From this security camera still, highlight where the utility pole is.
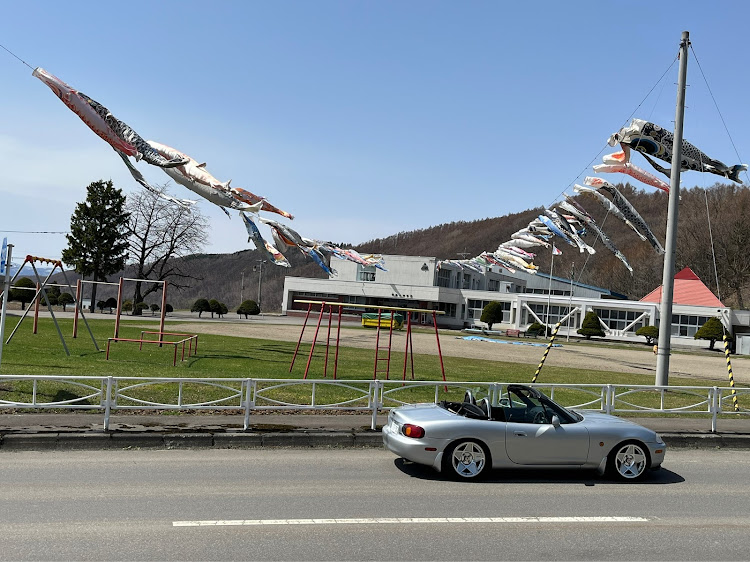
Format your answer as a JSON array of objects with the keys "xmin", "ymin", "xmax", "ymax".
[
  {"xmin": 567, "ymin": 263, "xmax": 574, "ymax": 342},
  {"xmin": 255, "ymin": 260, "xmax": 267, "ymax": 311},
  {"xmin": 656, "ymin": 30, "xmax": 690, "ymax": 387},
  {"xmin": 240, "ymin": 271, "xmax": 245, "ymax": 304},
  {"xmin": 0, "ymin": 242, "xmax": 13, "ymax": 369}
]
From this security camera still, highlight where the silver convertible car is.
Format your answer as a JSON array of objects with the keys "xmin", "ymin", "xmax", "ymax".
[{"xmin": 382, "ymin": 384, "xmax": 666, "ymax": 481}]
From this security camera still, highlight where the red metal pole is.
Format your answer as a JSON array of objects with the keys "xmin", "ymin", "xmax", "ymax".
[
  {"xmin": 386, "ymin": 311, "xmax": 394, "ymax": 380},
  {"xmin": 402, "ymin": 313, "xmax": 412, "ymax": 381},
  {"xmin": 73, "ymin": 279, "xmax": 81, "ymax": 339},
  {"xmin": 33, "ymin": 282, "xmax": 40, "ymax": 334},
  {"xmin": 106, "ymin": 339, "xmax": 111, "ymax": 360},
  {"xmin": 114, "ymin": 278, "xmax": 123, "ymax": 339},
  {"xmin": 159, "ymin": 281, "xmax": 167, "ymax": 344},
  {"xmin": 303, "ymin": 302, "xmax": 325, "ymax": 379},
  {"xmin": 409, "ymin": 317, "xmax": 415, "ymax": 380},
  {"xmin": 323, "ymin": 304, "xmax": 332, "ymax": 378},
  {"xmin": 374, "ymin": 308, "xmax": 382, "ymax": 379},
  {"xmin": 333, "ymin": 305, "xmax": 342, "ymax": 379},
  {"xmin": 433, "ymin": 312, "xmax": 447, "ymax": 386},
  {"xmin": 289, "ymin": 303, "xmax": 312, "ymax": 372}
]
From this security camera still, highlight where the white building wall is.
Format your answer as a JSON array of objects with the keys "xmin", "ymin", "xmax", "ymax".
[{"xmin": 282, "ymin": 254, "xmax": 743, "ymax": 347}]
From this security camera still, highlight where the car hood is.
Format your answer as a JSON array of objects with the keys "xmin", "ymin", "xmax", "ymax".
[
  {"xmin": 578, "ymin": 412, "xmax": 642, "ymax": 425},
  {"xmin": 577, "ymin": 412, "xmax": 658, "ymax": 434}
]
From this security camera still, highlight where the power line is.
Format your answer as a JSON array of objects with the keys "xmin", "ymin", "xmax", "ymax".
[{"xmin": 0, "ymin": 231, "xmax": 68, "ymax": 234}]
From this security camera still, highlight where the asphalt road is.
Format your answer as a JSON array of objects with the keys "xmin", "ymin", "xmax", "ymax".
[{"xmin": 1, "ymin": 448, "xmax": 749, "ymax": 561}]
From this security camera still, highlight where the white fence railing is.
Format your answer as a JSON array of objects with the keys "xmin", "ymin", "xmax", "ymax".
[{"xmin": 0, "ymin": 375, "xmax": 747, "ymax": 432}]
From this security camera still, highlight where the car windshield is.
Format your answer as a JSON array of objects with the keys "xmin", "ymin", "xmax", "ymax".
[{"xmin": 504, "ymin": 386, "xmax": 582, "ymax": 424}]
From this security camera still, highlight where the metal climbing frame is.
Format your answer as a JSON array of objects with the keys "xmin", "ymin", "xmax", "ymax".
[
  {"xmin": 289, "ymin": 300, "xmax": 446, "ymax": 383},
  {"xmin": 1, "ymin": 255, "xmax": 99, "ymax": 355}
]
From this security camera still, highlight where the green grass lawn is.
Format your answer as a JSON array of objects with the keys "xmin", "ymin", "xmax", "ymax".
[{"xmin": 0, "ymin": 317, "xmax": 740, "ymax": 413}]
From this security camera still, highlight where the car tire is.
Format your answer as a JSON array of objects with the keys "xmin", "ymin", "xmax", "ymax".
[
  {"xmin": 443, "ymin": 439, "xmax": 491, "ymax": 480},
  {"xmin": 607, "ymin": 440, "xmax": 650, "ymax": 481}
]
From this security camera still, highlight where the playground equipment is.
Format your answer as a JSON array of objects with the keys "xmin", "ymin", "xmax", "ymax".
[
  {"xmin": 1, "ymin": 254, "xmax": 99, "ymax": 355},
  {"xmin": 290, "ymin": 300, "xmax": 446, "ymax": 382}
]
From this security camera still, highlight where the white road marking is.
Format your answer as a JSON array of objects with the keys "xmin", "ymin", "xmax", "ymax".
[{"xmin": 173, "ymin": 516, "xmax": 648, "ymax": 527}]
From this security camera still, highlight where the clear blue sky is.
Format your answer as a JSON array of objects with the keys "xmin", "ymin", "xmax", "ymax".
[{"xmin": 1, "ymin": 1, "xmax": 748, "ymax": 264}]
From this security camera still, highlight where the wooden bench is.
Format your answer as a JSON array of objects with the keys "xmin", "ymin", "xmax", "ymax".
[{"xmin": 505, "ymin": 329, "xmax": 524, "ymax": 338}]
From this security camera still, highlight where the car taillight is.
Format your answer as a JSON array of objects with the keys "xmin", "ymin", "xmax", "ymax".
[{"xmin": 402, "ymin": 424, "xmax": 425, "ymax": 438}]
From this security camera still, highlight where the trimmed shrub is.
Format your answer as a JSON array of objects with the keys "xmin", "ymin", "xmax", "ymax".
[
  {"xmin": 480, "ymin": 301, "xmax": 504, "ymax": 330},
  {"xmin": 636, "ymin": 325, "xmax": 659, "ymax": 345},
  {"xmin": 694, "ymin": 317, "xmax": 725, "ymax": 350},
  {"xmin": 577, "ymin": 311, "xmax": 605, "ymax": 339}
]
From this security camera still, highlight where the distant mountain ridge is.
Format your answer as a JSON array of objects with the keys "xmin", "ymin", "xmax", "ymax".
[{"xmin": 42, "ymin": 182, "xmax": 750, "ymax": 312}]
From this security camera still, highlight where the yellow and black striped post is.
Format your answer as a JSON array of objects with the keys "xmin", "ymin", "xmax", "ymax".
[
  {"xmin": 723, "ymin": 334, "xmax": 740, "ymax": 412},
  {"xmin": 531, "ymin": 322, "xmax": 562, "ymax": 383}
]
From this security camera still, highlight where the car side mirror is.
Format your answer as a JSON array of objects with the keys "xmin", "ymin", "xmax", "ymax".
[{"xmin": 551, "ymin": 415, "xmax": 561, "ymax": 428}]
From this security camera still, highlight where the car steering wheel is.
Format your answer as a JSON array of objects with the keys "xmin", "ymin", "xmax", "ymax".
[{"xmin": 532, "ymin": 410, "xmax": 547, "ymax": 424}]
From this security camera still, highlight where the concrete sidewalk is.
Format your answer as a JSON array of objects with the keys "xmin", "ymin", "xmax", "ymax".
[{"xmin": 1, "ymin": 411, "xmax": 750, "ymax": 452}]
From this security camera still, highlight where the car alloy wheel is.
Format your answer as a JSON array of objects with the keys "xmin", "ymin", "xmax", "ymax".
[
  {"xmin": 447, "ymin": 440, "xmax": 489, "ymax": 479},
  {"xmin": 610, "ymin": 441, "xmax": 648, "ymax": 481}
]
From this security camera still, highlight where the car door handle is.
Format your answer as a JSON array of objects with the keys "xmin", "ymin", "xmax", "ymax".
[{"xmin": 514, "ymin": 431, "xmax": 527, "ymax": 437}]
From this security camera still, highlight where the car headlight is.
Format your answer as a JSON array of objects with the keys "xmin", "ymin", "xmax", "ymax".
[{"xmin": 655, "ymin": 433, "xmax": 664, "ymax": 444}]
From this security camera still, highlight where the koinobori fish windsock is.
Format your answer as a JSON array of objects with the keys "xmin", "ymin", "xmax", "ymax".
[
  {"xmin": 573, "ymin": 184, "xmax": 647, "ymax": 242},
  {"xmin": 148, "ymin": 141, "xmax": 263, "ymax": 213},
  {"xmin": 584, "ymin": 176, "xmax": 665, "ymax": 255},
  {"xmin": 548, "ymin": 209, "xmax": 595, "ymax": 255},
  {"xmin": 33, "ymin": 68, "xmax": 188, "ymax": 169},
  {"xmin": 595, "ymin": 152, "xmax": 670, "ymax": 193},
  {"xmin": 608, "ymin": 118, "xmax": 747, "ymax": 184},
  {"xmin": 240, "ymin": 213, "xmax": 290, "ymax": 267},
  {"xmin": 559, "ymin": 197, "xmax": 633, "ymax": 274},
  {"xmin": 538, "ymin": 214, "xmax": 575, "ymax": 248}
]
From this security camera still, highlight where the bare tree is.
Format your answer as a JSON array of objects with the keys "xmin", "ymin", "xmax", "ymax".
[{"xmin": 125, "ymin": 187, "xmax": 210, "ymax": 314}]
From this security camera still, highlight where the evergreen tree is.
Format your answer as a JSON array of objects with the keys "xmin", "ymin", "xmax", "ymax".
[
  {"xmin": 480, "ymin": 301, "xmax": 504, "ymax": 330},
  {"xmin": 237, "ymin": 300, "xmax": 260, "ymax": 318},
  {"xmin": 208, "ymin": 299, "xmax": 222, "ymax": 318},
  {"xmin": 694, "ymin": 317, "xmax": 725, "ymax": 350},
  {"xmin": 58, "ymin": 292, "xmax": 75, "ymax": 312},
  {"xmin": 577, "ymin": 311, "xmax": 605, "ymax": 339},
  {"xmin": 8, "ymin": 277, "xmax": 36, "ymax": 310},
  {"xmin": 191, "ymin": 298, "xmax": 210, "ymax": 318},
  {"xmin": 636, "ymin": 325, "xmax": 659, "ymax": 345},
  {"xmin": 62, "ymin": 180, "xmax": 129, "ymax": 312}
]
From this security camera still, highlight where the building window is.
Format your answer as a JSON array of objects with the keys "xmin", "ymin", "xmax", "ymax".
[
  {"xmin": 593, "ymin": 308, "xmax": 644, "ymax": 332},
  {"xmin": 436, "ymin": 302, "xmax": 457, "ymax": 318},
  {"xmin": 462, "ymin": 274, "xmax": 471, "ymax": 289},
  {"xmin": 670, "ymin": 314, "xmax": 711, "ymax": 337},
  {"xmin": 468, "ymin": 300, "xmax": 510, "ymax": 323},
  {"xmin": 488, "ymin": 279, "xmax": 500, "ymax": 292},
  {"xmin": 357, "ymin": 265, "xmax": 376, "ymax": 282},
  {"xmin": 525, "ymin": 303, "xmax": 573, "ymax": 326},
  {"xmin": 436, "ymin": 268, "xmax": 451, "ymax": 288}
]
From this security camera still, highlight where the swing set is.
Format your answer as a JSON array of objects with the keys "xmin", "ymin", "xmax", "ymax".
[{"xmin": 289, "ymin": 299, "xmax": 446, "ymax": 382}]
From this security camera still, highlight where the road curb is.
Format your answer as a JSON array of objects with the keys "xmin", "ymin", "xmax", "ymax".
[
  {"xmin": 661, "ymin": 433, "xmax": 750, "ymax": 449},
  {"xmin": 1, "ymin": 431, "xmax": 749, "ymax": 452}
]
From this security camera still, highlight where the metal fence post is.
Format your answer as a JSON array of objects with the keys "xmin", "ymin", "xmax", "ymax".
[
  {"xmin": 243, "ymin": 379, "xmax": 255, "ymax": 431},
  {"xmin": 711, "ymin": 386, "xmax": 719, "ymax": 433},
  {"xmin": 104, "ymin": 376, "xmax": 113, "ymax": 431},
  {"xmin": 371, "ymin": 380, "xmax": 383, "ymax": 430}
]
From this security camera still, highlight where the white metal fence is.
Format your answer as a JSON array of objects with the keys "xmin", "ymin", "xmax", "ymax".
[{"xmin": 0, "ymin": 375, "xmax": 747, "ymax": 432}]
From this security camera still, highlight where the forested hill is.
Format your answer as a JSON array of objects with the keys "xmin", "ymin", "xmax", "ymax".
[{"xmin": 56, "ymin": 182, "xmax": 750, "ymax": 312}]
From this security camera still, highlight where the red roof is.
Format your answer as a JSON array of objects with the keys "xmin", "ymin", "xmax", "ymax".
[{"xmin": 640, "ymin": 267, "xmax": 724, "ymax": 307}]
